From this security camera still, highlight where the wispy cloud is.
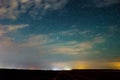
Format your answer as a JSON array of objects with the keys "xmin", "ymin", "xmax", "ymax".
[
  {"xmin": 0, "ymin": 24, "xmax": 29, "ymax": 36},
  {"xmin": 0, "ymin": 24, "xmax": 29, "ymax": 51},
  {"xmin": 0, "ymin": 27, "xmax": 105, "ymax": 54},
  {"xmin": 0, "ymin": 0, "xmax": 68, "ymax": 19},
  {"xmin": 50, "ymin": 36, "xmax": 105, "ymax": 54},
  {"xmin": 49, "ymin": 29, "xmax": 91, "ymax": 37},
  {"xmin": 21, "ymin": 28, "xmax": 104, "ymax": 55},
  {"xmin": 22, "ymin": 34, "xmax": 55, "ymax": 47},
  {"xmin": 59, "ymin": 29, "xmax": 79, "ymax": 36},
  {"xmin": 0, "ymin": 28, "xmax": 106, "ymax": 69},
  {"xmin": 1, "ymin": 29, "xmax": 119, "ymax": 69}
]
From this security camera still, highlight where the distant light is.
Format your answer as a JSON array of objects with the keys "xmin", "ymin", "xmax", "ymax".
[
  {"xmin": 52, "ymin": 67, "xmax": 71, "ymax": 71},
  {"xmin": 64, "ymin": 67, "xmax": 71, "ymax": 70},
  {"xmin": 52, "ymin": 67, "xmax": 62, "ymax": 71}
]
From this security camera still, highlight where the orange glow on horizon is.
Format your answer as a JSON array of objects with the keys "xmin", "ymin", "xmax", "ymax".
[
  {"xmin": 73, "ymin": 62, "xmax": 90, "ymax": 69},
  {"xmin": 110, "ymin": 62, "xmax": 120, "ymax": 69}
]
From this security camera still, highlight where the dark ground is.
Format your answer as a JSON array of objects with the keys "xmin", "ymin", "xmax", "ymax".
[{"xmin": 0, "ymin": 69, "xmax": 120, "ymax": 80}]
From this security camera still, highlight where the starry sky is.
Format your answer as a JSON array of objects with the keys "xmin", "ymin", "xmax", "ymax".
[{"xmin": 0, "ymin": 0, "xmax": 120, "ymax": 70}]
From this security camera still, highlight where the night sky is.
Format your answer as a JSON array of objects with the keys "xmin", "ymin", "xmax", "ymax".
[{"xmin": 0, "ymin": 0, "xmax": 120, "ymax": 70}]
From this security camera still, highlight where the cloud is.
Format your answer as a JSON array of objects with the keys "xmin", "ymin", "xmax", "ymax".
[
  {"xmin": 50, "ymin": 29, "xmax": 91, "ymax": 37},
  {"xmin": 48, "ymin": 36, "xmax": 105, "ymax": 54},
  {"xmin": 43, "ymin": 0, "xmax": 68, "ymax": 10},
  {"xmin": 0, "ymin": 0, "xmax": 68, "ymax": 19},
  {"xmin": 21, "ymin": 30, "xmax": 105, "ymax": 55},
  {"xmin": 79, "ymin": 30, "xmax": 90, "ymax": 36},
  {"xmin": 0, "ymin": 24, "xmax": 29, "ymax": 36},
  {"xmin": 59, "ymin": 29, "xmax": 79, "ymax": 36},
  {"xmin": 6, "ymin": 24, "xmax": 29, "ymax": 32},
  {"xmin": 92, "ymin": 0, "xmax": 120, "ymax": 7},
  {"xmin": 22, "ymin": 34, "xmax": 55, "ymax": 47},
  {"xmin": 0, "ymin": 0, "xmax": 19, "ymax": 19},
  {"xmin": 0, "ymin": 24, "xmax": 28, "ymax": 50},
  {"xmin": 0, "ymin": 31, "xmax": 105, "ymax": 57},
  {"xmin": 0, "ymin": 31, "xmax": 119, "ymax": 69},
  {"xmin": 0, "ymin": 28, "xmax": 106, "ymax": 69}
]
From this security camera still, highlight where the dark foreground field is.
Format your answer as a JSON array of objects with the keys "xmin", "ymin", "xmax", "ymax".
[{"xmin": 0, "ymin": 69, "xmax": 120, "ymax": 80}]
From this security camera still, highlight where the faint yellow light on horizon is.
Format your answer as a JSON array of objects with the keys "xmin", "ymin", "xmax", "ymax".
[
  {"xmin": 74, "ymin": 64, "xmax": 88, "ymax": 69},
  {"xmin": 110, "ymin": 62, "xmax": 120, "ymax": 69}
]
